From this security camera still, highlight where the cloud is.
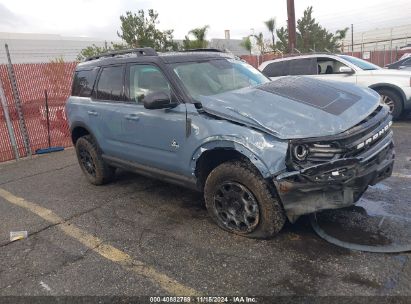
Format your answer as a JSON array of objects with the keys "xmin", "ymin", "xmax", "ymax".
[{"xmin": 0, "ymin": 3, "xmax": 26, "ymax": 29}]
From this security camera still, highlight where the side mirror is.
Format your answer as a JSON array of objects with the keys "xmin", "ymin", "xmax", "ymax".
[
  {"xmin": 143, "ymin": 91, "xmax": 176, "ymax": 110},
  {"xmin": 339, "ymin": 66, "xmax": 354, "ymax": 74}
]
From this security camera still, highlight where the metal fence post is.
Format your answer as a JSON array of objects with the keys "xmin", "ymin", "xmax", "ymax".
[
  {"xmin": 0, "ymin": 77, "xmax": 19, "ymax": 160},
  {"xmin": 5, "ymin": 44, "xmax": 32, "ymax": 157}
]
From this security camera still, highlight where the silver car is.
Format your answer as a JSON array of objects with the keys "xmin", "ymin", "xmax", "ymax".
[{"xmin": 259, "ymin": 54, "xmax": 411, "ymax": 119}]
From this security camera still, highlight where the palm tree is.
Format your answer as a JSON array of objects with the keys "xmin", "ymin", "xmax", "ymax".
[
  {"xmin": 264, "ymin": 18, "xmax": 276, "ymax": 50},
  {"xmin": 253, "ymin": 32, "xmax": 265, "ymax": 55},
  {"xmin": 241, "ymin": 36, "xmax": 252, "ymax": 55},
  {"xmin": 188, "ymin": 25, "xmax": 210, "ymax": 48},
  {"xmin": 335, "ymin": 27, "xmax": 349, "ymax": 52}
]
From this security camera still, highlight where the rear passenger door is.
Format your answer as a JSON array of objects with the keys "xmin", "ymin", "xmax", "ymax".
[{"xmin": 88, "ymin": 64, "xmax": 126, "ymax": 155}]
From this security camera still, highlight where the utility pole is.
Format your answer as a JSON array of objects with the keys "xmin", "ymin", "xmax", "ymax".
[
  {"xmin": 287, "ymin": 0, "xmax": 296, "ymax": 53},
  {"xmin": 390, "ymin": 28, "xmax": 393, "ymax": 63},
  {"xmin": 351, "ymin": 24, "xmax": 354, "ymax": 54}
]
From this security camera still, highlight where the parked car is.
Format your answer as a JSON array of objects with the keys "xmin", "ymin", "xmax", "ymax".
[
  {"xmin": 259, "ymin": 53, "xmax": 411, "ymax": 119},
  {"xmin": 385, "ymin": 56, "xmax": 411, "ymax": 71},
  {"xmin": 66, "ymin": 48, "xmax": 394, "ymax": 239}
]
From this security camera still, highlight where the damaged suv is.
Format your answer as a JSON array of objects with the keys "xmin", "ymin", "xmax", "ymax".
[{"xmin": 66, "ymin": 48, "xmax": 395, "ymax": 239}]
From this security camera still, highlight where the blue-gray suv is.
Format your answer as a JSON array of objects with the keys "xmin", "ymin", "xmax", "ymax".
[{"xmin": 66, "ymin": 48, "xmax": 395, "ymax": 239}]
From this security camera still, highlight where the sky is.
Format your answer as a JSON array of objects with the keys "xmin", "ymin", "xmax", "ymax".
[{"xmin": 0, "ymin": 0, "xmax": 410, "ymax": 41}]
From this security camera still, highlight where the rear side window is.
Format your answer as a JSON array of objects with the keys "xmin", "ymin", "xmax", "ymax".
[
  {"xmin": 95, "ymin": 65, "xmax": 125, "ymax": 101},
  {"xmin": 290, "ymin": 58, "xmax": 317, "ymax": 75},
  {"xmin": 71, "ymin": 68, "xmax": 99, "ymax": 97},
  {"xmin": 262, "ymin": 58, "xmax": 317, "ymax": 77},
  {"xmin": 262, "ymin": 61, "xmax": 287, "ymax": 77}
]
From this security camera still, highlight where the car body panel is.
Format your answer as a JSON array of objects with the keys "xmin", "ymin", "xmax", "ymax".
[{"xmin": 198, "ymin": 76, "xmax": 380, "ymax": 139}]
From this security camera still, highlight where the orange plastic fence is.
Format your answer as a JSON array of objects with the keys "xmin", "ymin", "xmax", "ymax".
[{"xmin": 0, "ymin": 62, "xmax": 77, "ymax": 162}]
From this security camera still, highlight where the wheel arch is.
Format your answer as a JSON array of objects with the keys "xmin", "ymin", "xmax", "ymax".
[
  {"xmin": 70, "ymin": 122, "xmax": 95, "ymax": 145},
  {"xmin": 369, "ymin": 83, "xmax": 406, "ymax": 106},
  {"xmin": 191, "ymin": 140, "xmax": 270, "ymax": 190}
]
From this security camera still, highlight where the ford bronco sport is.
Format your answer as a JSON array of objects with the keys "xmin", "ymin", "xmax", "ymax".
[{"xmin": 66, "ymin": 48, "xmax": 395, "ymax": 239}]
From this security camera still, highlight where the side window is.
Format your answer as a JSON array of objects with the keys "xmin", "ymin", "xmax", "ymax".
[
  {"xmin": 288, "ymin": 58, "xmax": 317, "ymax": 75},
  {"xmin": 95, "ymin": 65, "xmax": 125, "ymax": 101},
  {"xmin": 71, "ymin": 68, "xmax": 99, "ymax": 97},
  {"xmin": 262, "ymin": 61, "xmax": 287, "ymax": 77},
  {"xmin": 262, "ymin": 58, "xmax": 317, "ymax": 77},
  {"xmin": 317, "ymin": 58, "xmax": 349, "ymax": 75},
  {"xmin": 403, "ymin": 58, "xmax": 411, "ymax": 66},
  {"xmin": 128, "ymin": 65, "xmax": 171, "ymax": 103}
]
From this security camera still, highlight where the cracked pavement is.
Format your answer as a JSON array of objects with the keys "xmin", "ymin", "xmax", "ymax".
[{"xmin": 0, "ymin": 115, "xmax": 410, "ymax": 297}]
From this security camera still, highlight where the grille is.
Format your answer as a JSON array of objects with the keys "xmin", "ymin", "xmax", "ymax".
[{"xmin": 289, "ymin": 105, "xmax": 392, "ymax": 168}]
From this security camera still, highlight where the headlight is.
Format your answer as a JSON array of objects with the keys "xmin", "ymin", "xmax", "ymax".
[{"xmin": 293, "ymin": 144, "xmax": 308, "ymax": 161}]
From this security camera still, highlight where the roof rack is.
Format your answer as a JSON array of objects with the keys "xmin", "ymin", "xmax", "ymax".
[
  {"xmin": 182, "ymin": 48, "xmax": 224, "ymax": 53},
  {"xmin": 85, "ymin": 47, "xmax": 158, "ymax": 61}
]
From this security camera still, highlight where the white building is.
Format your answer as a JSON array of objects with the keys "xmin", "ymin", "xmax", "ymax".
[
  {"xmin": 0, "ymin": 32, "xmax": 114, "ymax": 64},
  {"xmin": 343, "ymin": 24, "xmax": 411, "ymax": 52}
]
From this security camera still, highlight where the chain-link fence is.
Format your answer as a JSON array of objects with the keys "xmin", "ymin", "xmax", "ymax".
[{"xmin": 0, "ymin": 50, "xmax": 76, "ymax": 162}]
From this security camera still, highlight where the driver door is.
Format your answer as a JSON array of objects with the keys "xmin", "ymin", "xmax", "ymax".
[
  {"xmin": 102, "ymin": 64, "xmax": 187, "ymax": 174},
  {"xmin": 310, "ymin": 57, "xmax": 357, "ymax": 84}
]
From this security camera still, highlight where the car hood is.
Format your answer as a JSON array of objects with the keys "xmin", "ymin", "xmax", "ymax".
[{"xmin": 198, "ymin": 76, "xmax": 380, "ymax": 139}]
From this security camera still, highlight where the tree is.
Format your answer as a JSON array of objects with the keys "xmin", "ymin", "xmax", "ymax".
[
  {"xmin": 275, "ymin": 6, "xmax": 347, "ymax": 53},
  {"xmin": 78, "ymin": 9, "xmax": 177, "ymax": 61},
  {"xmin": 252, "ymin": 32, "xmax": 266, "ymax": 55},
  {"xmin": 335, "ymin": 27, "xmax": 349, "ymax": 52},
  {"xmin": 76, "ymin": 42, "xmax": 127, "ymax": 61},
  {"xmin": 264, "ymin": 18, "xmax": 276, "ymax": 50},
  {"xmin": 183, "ymin": 25, "xmax": 209, "ymax": 49},
  {"xmin": 117, "ymin": 9, "xmax": 177, "ymax": 51},
  {"xmin": 241, "ymin": 36, "xmax": 252, "ymax": 55}
]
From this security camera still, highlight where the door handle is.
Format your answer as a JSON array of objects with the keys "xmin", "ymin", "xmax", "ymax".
[
  {"xmin": 87, "ymin": 110, "xmax": 99, "ymax": 116},
  {"xmin": 125, "ymin": 114, "xmax": 140, "ymax": 121}
]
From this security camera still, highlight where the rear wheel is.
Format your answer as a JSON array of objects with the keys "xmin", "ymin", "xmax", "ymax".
[
  {"xmin": 377, "ymin": 89, "xmax": 403, "ymax": 120},
  {"xmin": 75, "ymin": 135, "xmax": 115, "ymax": 185},
  {"xmin": 204, "ymin": 160, "xmax": 286, "ymax": 239}
]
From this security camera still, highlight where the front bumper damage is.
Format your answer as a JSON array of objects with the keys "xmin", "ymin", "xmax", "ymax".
[{"xmin": 274, "ymin": 131, "xmax": 395, "ymax": 223}]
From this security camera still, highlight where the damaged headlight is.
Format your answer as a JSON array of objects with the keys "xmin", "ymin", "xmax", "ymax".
[
  {"xmin": 288, "ymin": 141, "xmax": 344, "ymax": 169},
  {"xmin": 293, "ymin": 144, "xmax": 308, "ymax": 161}
]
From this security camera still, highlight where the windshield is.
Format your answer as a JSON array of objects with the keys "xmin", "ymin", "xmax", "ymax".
[
  {"xmin": 339, "ymin": 55, "xmax": 381, "ymax": 70},
  {"xmin": 172, "ymin": 59, "xmax": 269, "ymax": 98}
]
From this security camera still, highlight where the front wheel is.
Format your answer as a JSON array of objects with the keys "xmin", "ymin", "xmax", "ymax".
[
  {"xmin": 204, "ymin": 160, "xmax": 286, "ymax": 239},
  {"xmin": 377, "ymin": 89, "xmax": 403, "ymax": 120}
]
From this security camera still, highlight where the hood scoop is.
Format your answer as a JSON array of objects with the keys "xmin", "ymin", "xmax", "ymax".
[{"xmin": 257, "ymin": 77, "xmax": 361, "ymax": 115}]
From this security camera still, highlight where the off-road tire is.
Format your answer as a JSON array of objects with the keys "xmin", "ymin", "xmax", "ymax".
[
  {"xmin": 377, "ymin": 89, "xmax": 403, "ymax": 120},
  {"xmin": 204, "ymin": 160, "xmax": 286, "ymax": 239},
  {"xmin": 75, "ymin": 135, "xmax": 115, "ymax": 185}
]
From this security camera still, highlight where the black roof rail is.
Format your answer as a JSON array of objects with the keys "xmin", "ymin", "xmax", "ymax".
[
  {"xmin": 182, "ymin": 48, "xmax": 224, "ymax": 53},
  {"xmin": 85, "ymin": 47, "xmax": 158, "ymax": 61}
]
